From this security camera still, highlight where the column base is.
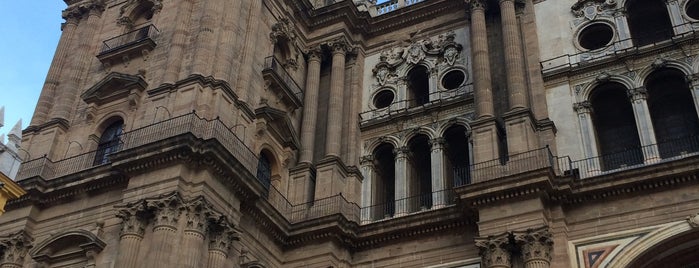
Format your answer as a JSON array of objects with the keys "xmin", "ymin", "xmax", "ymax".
[
  {"xmin": 288, "ymin": 163, "xmax": 316, "ymax": 204},
  {"xmin": 503, "ymin": 108, "xmax": 539, "ymax": 155},
  {"xmin": 313, "ymin": 156, "xmax": 362, "ymax": 203}
]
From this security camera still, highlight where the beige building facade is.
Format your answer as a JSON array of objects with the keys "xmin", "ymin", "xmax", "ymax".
[{"xmin": 1, "ymin": 0, "xmax": 699, "ymax": 267}]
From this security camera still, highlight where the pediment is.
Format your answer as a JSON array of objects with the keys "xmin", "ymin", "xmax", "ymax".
[
  {"xmin": 81, "ymin": 72, "xmax": 147, "ymax": 105},
  {"xmin": 255, "ymin": 106, "xmax": 300, "ymax": 150},
  {"xmin": 30, "ymin": 229, "xmax": 106, "ymax": 264}
]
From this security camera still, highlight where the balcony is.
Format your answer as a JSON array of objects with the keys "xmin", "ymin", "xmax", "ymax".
[
  {"xmin": 262, "ymin": 56, "xmax": 304, "ymax": 110},
  {"xmin": 540, "ymin": 22, "xmax": 699, "ymax": 77},
  {"xmin": 97, "ymin": 24, "xmax": 159, "ymax": 64},
  {"xmin": 17, "ymin": 112, "xmax": 258, "ymax": 183},
  {"xmin": 558, "ymin": 135, "xmax": 699, "ymax": 179},
  {"xmin": 372, "ymin": 0, "xmax": 426, "ymax": 16}
]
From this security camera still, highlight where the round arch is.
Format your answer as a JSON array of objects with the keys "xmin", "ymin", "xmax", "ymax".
[
  {"xmin": 636, "ymin": 60, "xmax": 693, "ymax": 87},
  {"xmin": 402, "ymin": 127, "xmax": 438, "ymax": 146},
  {"xmin": 578, "ymin": 74, "xmax": 635, "ymax": 102},
  {"xmin": 364, "ymin": 135, "xmax": 401, "ymax": 156},
  {"xmin": 608, "ymin": 219, "xmax": 699, "ymax": 267}
]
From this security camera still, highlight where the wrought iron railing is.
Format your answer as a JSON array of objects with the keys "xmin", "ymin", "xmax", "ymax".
[
  {"xmin": 99, "ymin": 24, "xmax": 159, "ymax": 54},
  {"xmin": 360, "ymin": 189, "xmax": 455, "ymax": 223},
  {"xmin": 17, "ymin": 112, "xmax": 258, "ymax": 182},
  {"xmin": 374, "ymin": 0, "xmax": 426, "ymax": 15},
  {"xmin": 262, "ymin": 56, "xmax": 304, "ymax": 102},
  {"xmin": 540, "ymin": 22, "xmax": 699, "ymax": 76},
  {"xmin": 359, "ymin": 84, "xmax": 473, "ymax": 123},
  {"xmin": 464, "ymin": 147, "xmax": 555, "ymax": 184},
  {"xmin": 559, "ymin": 135, "xmax": 699, "ymax": 179}
]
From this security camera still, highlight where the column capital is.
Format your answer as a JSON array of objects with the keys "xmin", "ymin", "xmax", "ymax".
[
  {"xmin": 86, "ymin": 0, "xmax": 106, "ymax": 17},
  {"xmin": 469, "ymin": 0, "xmax": 488, "ymax": 11},
  {"xmin": 147, "ymin": 195, "xmax": 185, "ymax": 229},
  {"xmin": 429, "ymin": 138, "xmax": 446, "ymax": 150},
  {"xmin": 627, "ymin": 87, "xmax": 648, "ymax": 102},
  {"xmin": 62, "ymin": 6, "xmax": 84, "ymax": 25},
  {"xmin": 360, "ymin": 155, "xmax": 374, "ymax": 166},
  {"xmin": 306, "ymin": 46, "xmax": 323, "ymax": 62},
  {"xmin": 475, "ymin": 234, "xmax": 512, "ymax": 268},
  {"xmin": 513, "ymin": 227, "xmax": 554, "ymax": 264},
  {"xmin": 573, "ymin": 101, "xmax": 592, "ymax": 114},
  {"xmin": 0, "ymin": 231, "xmax": 33, "ymax": 267},
  {"xmin": 394, "ymin": 147, "xmax": 410, "ymax": 159},
  {"xmin": 208, "ymin": 223, "xmax": 238, "ymax": 254},
  {"xmin": 328, "ymin": 38, "xmax": 351, "ymax": 55},
  {"xmin": 117, "ymin": 206, "xmax": 150, "ymax": 238}
]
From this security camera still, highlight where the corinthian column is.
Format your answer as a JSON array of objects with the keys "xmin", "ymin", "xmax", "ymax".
[
  {"xmin": 429, "ymin": 138, "xmax": 447, "ymax": 207},
  {"xmin": 475, "ymin": 234, "xmax": 512, "ymax": 268},
  {"xmin": 182, "ymin": 201, "xmax": 208, "ymax": 268},
  {"xmin": 470, "ymin": 0, "xmax": 494, "ymax": 118},
  {"xmin": 324, "ymin": 40, "xmax": 350, "ymax": 158},
  {"xmin": 298, "ymin": 47, "xmax": 323, "ymax": 164},
  {"xmin": 52, "ymin": 2, "xmax": 105, "ymax": 121},
  {"xmin": 146, "ymin": 196, "xmax": 183, "ymax": 268},
  {"xmin": 627, "ymin": 87, "xmax": 659, "ymax": 161},
  {"xmin": 234, "ymin": 0, "xmax": 263, "ymax": 103},
  {"xmin": 574, "ymin": 101, "xmax": 601, "ymax": 175},
  {"xmin": 0, "ymin": 232, "xmax": 33, "ymax": 268},
  {"xmin": 394, "ymin": 147, "xmax": 410, "ymax": 216},
  {"xmin": 162, "ymin": 0, "xmax": 194, "ymax": 84},
  {"xmin": 514, "ymin": 228, "xmax": 554, "ymax": 268},
  {"xmin": 499, "ymin": 0, "xmax": 528, "ymax": 110},
  {"xmin": 359, "ymin": 155, "xmax": 374, "ymax": 223},
  {"xmin": 191, "ymin": 0, "xmax": 223, "ymax": 76},
  {"xmin": 31, "ymin": 9, "xmax": 80, "ymax": 126},
  {"xmin": 115, "ymin": 207, "xmax": 149, "ymax": 268},
  {"xmin": 207, "ymin": 223, "xmax": 238, "ymax": 268}
]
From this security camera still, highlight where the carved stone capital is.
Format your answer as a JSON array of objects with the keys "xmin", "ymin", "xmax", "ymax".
[
  {"xmin": 573, "ymin": 101, "xmax": 592, "ymax": 114},
  {"xmin": 306, "ymin": 46, "xmax": 323, "ymax": 62},
  {"xmin": 514, "ymin": 228, "xmax": 554, "ymax": 264},
  {"xmin": 328, "ymin": 38, "xmax": 351, "ymax": 55},
  {"xmin": 86, "ymin": 0, "xmax": 106, "ymax": 17},
  {"xmin": 148, "ymin": 194, "xmax": 184, "ymax": 229},
  {"xmin": 627, "ymin": 87, "xmax": 647, "ymax": 102},
  {"xmin": 270, "ymin": 17, "xmax": 297, "ymax": 45},
  {"xmin": 208, "ymin": 223, "xmax": 238, "ymax": 254},
  {"xmin": 469, "ymin": 0, "xmax": 488, "ymax": 11},
  {"xmin": 62, "ymin": 6, "xmax": 84, "ymax": 25},
  {"xmin": 0, "ymin": 231, "xmax": 33, "ymax": 266},
  {"xmin": 475, "ymin": 235, "xmax": 511, "ymax": 268},
  {"xmin": 359, "ymin": 155, "xmax": 374, "ymax": 166},
  {"xmin": 116, "ymin": 206, "xmax": 149, "ymax": 238},
  {"xmin": 393, "ymin": 147, "xmax": 410, "ymax": 160},
  {"xmin": 429, "ymin": 138, "xmax": 446, "ymax": 151}
]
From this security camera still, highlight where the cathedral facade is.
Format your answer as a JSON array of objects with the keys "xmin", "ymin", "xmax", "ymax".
[{"xmin": 1, "ymin": 0, "xmax": 699, "ymax": 267}]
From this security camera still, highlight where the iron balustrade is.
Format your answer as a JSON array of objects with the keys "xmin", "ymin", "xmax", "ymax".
[
  {"xmin": 17, "ymin": 112, "xmax": 258, "ymax": 182},
  {"xmin": 262, "ymin": 56, "xmax": 304, "ymax": 103},
  {"xmin": 99, "ymin": 24, "xmax": 159, "ymax": 55},
  {"xmin": 360, "ymin": 189, "xmax": 455, "ymax": 223},
  {"xmin": 559, "ymin": 135, "xmax": 699, "ymax": 179},
  {"xmin": 375, "ymin": 0, "xmax": 426, "ymax": 15},
  {"xmin": 540, "ymin": 22, "xmax": 699, "ymax": 76},
  {"xmin": 359, "ymin": 84, "xmax": 473, "ymax": 124}
]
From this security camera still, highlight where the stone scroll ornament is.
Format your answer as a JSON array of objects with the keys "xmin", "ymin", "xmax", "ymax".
[{"xmin": 372, "ymin": 31, "xmax": 463, "ymax": 86}]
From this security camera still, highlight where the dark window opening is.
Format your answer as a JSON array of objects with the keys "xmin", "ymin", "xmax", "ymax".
[
  {"xmin": 646, "ymin": 68, "xmax": 699, "ymax": 157},
  {"xmin": 407, "ymin": 66, "xmax": 430, "ymax": 106},
  {"xmin": 444, "ymin": 125, "xmax": 471, "ymax": 187},
  {"xmin": 442, "ymin": 70, "xmax": 466, "ymax": 90},
  {"xmin": 687, "ymin": 0, "xmax": 699, "ymax": 20},
  {"xmin": 94, "ymin": 120, "xmax": 124, "ymax": 166},
  {"xmin": 578, "ymin": 23, "xmax": 614, "ymax": 50},
  {"xmin": 626, "ymin": 0, "xmax": 674, "ymax": 46},
  {"xmin": 256, "ymin": 153, "xmax": 272, "ymax": 190},
  {"xmin": 590, "ymin": 83, "xmax": 643, "ymax": 170},
  {"xmin": 373, "ymin": 143, "xmax": 396, "ymax": 219},
  {"xmin": 408, "ymin": 135, "xmax": 432, "ymax": 211},
  {"xmin": 373, "ymin": 90, "xmax": 395, "ymax": 109}
]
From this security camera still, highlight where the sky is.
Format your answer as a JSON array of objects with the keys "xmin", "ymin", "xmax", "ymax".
[{"xmin": 0, "ymin": 1, "xmax": 66, "ymax": 142}]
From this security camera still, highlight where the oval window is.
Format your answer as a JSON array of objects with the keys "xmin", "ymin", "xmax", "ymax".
[
  {"xmin": 373, "ymin": 90, "xmax": 394, "ymax": 109},
  {"xmin": 578, "ymin": 23, "xmax": 614, "ymax": 51},
  {"xmin": 441, "ymin": 70, "xmax": 466, "ymax": 90},
  {"xmin": 687, "ymin": 0, "xmax": 699, "ymax": 20}
]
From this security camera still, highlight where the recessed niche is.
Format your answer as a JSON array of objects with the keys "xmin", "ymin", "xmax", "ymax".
[
  {"xmin": 373, "ymin": 90, "xmax": 395, "ymax": 109},
  {"xmin": 578, "ymin": 23, "xmax": 614, "ymax": 51},
  {"xmin": 441, "ymin": 70, "xmax": 466, "ymax": 90}
]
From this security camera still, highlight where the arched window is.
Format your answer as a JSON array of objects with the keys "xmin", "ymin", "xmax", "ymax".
[
  {"xmin": 590, "ymin": 83, "xmax": 643, "ymax": 170},
  {"xmin": 444, "ymin": 125, "xmax": 471, "ymax": 186},
  {"xmin": 407, "ymin": 134, "xmax": 432, "ymax": 211},
  {"xmin": 646, "ymin": 68, "xmax": 699, "ymax": 157},
  {"xmin": 256, "ymin": 153, "xmax": 272, "ymax": 190},
  {"xmin": 626, "ymin": 0, "xmax": 673, "ymax": 46},
  {"xmin": 94, "ymin": 120, "xmax": 124, "ymax": 165},
  {"xmin": 372, "ymin": 143, "xmax": 395, "ymax": 220},
  {"xmin": 407, "ymin": 66, "xmax": 430, "ymax": 107}
]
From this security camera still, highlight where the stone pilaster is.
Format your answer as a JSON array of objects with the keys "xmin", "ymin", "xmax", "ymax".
[
  {"xmin": 360, "ymin": 155, "xmax": 374, "ymax": 223},
  {"xmin": 324, "ymin": 39, "xmax": 350, "ymax": 158},
  {"xmin": 475, "ymin": 234, "xmax": 512, "ymax": 268},
  {"xmin": 182, "ymin": 199, "xmax": 209, "ymax": 268},
  {"xmin": 146, "ymin": 195, "xmax": 183, "ymax": 268},
  {"xmin": 514, "ymin": 228, "xmax": 554, "ymax": 268},
  {"xmin": 212, "ymin": 0, "xmax": 242, "ymax": 80},
  {"xmin": 0, "ymin": 231, "xmax": 33, "ymax": 268},
  {"xmin": 499, "ymin": 0, "xmax": 528, "ymax": 110},
  {"xmin": 299, "ymin": 47, "xmax": 323, "ymax": 164},
  {"xmin": 162, "ymin": 0, "xmax": 194, "ymax": 84},
  {"xmin": 234, "ymin": 0, "xmax": 263, "ymax": 103},
  {"xmin": 469, "ymin": 0, "xmax": 494, "ymax": 118},
  {"xmin": 207, "ymin": 223, "xmax": 237, "ymax": 268},
  {"xmin": 115, "ymin": 205, "xmax": 149, "ymax": 268},
  {"xmin": 573, "ymin": 101, "xmax": 601, "ymax": 174},
  {"xmin": 394, "ymin": 146, "xmax": 410, "ymax": 216},
  {"xmin": 429, "ymin": 138, "xmax": 447, "ymax": 207},
  {"xmin": 626, "ymin": 87, "xmax": 659, "ymax": 161},
  {"xmin": 51, "ymin": 1, "xmax": 105, "ymax": 122},
  {"xmin": 191, "ymin": 0, "xmax": 223, "ymax": 76}
]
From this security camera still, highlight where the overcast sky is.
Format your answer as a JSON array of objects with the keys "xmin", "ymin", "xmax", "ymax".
[{"xmin": 0, "ymin": 1, "xmax": 66, "ymax": 142}]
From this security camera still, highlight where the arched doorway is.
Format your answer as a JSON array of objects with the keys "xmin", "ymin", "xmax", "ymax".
[{"xmin": 373, "ymin": 143, "xmax": 396, "ymax": 220}]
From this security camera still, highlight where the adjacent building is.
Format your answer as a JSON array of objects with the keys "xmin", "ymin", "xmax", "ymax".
[{"xmin": 0, "ymin": 0, "xmax": 698, "ymax": 267}]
